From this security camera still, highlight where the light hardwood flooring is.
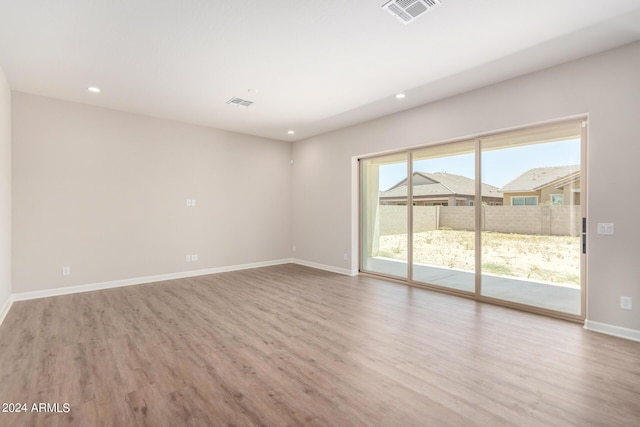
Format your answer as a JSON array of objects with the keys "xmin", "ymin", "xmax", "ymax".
[{"xmin": 0, "ymin": 264, "xmax": 639, "ymax": 426}]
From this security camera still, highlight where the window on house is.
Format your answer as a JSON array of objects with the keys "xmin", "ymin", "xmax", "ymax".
[
  {"xmin": 511, "ymin": 196, "xmax": 538, "ymax": 206},
  {"xmin": 550, "ymin": 194, "xmax": 563, "ymax": 205}
]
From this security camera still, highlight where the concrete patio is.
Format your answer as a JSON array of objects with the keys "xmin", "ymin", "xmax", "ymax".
[{"xmin": 364, "ymin": 257, "xmax": 581, "ymax": 315}]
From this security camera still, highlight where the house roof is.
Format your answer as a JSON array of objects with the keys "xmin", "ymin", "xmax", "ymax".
[
  {"xmin": 381, "ymin": 172, "xmax": 502, "ymax": 199},
  {"xmin": 500, "ymin": 165, "xmax": 580, "ymax": 192}
]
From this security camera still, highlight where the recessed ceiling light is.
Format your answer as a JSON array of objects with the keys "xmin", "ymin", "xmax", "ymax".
[
  {"xmin": 88, "ymin": 87, "xmax": 101, "ymax": 93},
  {"xmin": 248, "ymin": 88, "xmax": 259, "ymax": 93},
  {"xmin": 395, "ymin": 93, "xmax": 406, "ymax": 99},
  {"xmin": 287, "ymin": 130, "xmax": 295, "ymax": 135}
]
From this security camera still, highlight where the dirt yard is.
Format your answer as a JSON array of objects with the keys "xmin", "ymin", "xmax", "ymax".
[{"xmin": 377, "ymin": 230, "xmax": 580, "ymax": 285}]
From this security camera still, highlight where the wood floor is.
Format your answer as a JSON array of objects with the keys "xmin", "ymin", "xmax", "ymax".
[{"xmin": 0, "ymin": 264, "xmax": 639, "ymax": 426}]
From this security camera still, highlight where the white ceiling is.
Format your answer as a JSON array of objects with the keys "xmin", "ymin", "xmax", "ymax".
[{"xmin": 1, "ymin": 0, "xmax": 640, "ymax": 141}]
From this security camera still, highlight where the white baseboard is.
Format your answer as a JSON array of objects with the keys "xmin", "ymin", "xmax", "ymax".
[
  {"xmin": 584, "ymin": 320, "xmax": 640, "ymax": 342},
  {"xmin": 292, "ymin": 258, "xmax": 358, "ymax": 276},
  {"xmin": 12, "ymin": 258, "xmax": 294, "ymax": 302},
  {"xmin": 0, "ymin": 295, "xmax": 13, "ymax": 327}
]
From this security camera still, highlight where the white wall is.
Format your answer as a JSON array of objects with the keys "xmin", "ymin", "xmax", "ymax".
[
  {"xmin": 293, "ymin": 42, "xmax": 640, "ymax": 334},
  {"xmin": 12, "ymin": 93, "xmax": 292, "ymax": 293},
  {"xmin": 0, "ymin": 66, "xmax": 11, "ymax": 315}
]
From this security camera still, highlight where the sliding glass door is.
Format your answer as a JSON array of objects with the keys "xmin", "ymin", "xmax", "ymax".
[
  {"xmin": 411, "ymin": 141, "xmax": 477, "ymax": 293},
  {"xmin": 361, "ymin": 153, "xmax": 408, "ymax": 278},
  {"xmin": 479, "ymin": 123, "xmax": 583, "ymax": 315},
  {"xmin": 360, "ymin": 120, "xmax": 586, "ymax": 319}
]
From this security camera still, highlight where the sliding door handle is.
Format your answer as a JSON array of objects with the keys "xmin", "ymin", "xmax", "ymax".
[{"xmin": 582, "ymin": 217, "xmax": 586, "ymax": 254}]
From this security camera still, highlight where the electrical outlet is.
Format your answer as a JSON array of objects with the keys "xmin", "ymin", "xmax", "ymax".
[
  {"xmin": 186, "ymin": 255, "xmax": 191, "ymax": 262},
  {"xmin": 343, "ymin": 253, "xmax": 348, "ymax": 261},
  {"xmin": 191, "ymin": 254, "xmax": 198, "ymax": 262},
  {"xmin": 620, "ymin": 296, "xmax": 632, "ymax": 310},
  {"xmin": 62, "ymin": 266, "xmax": 70, "ymax": 276},
  {"xmin": 293, "ymin": 245, "xmax": 296, "ymax": 252}
]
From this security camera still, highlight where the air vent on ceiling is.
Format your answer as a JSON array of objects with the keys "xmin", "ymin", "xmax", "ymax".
[
  {"xmin": 226, "ymin": 97, "xmax": 254, "ymax": 108},
  {"xmin": 382, "ymin": 0, "xmax": 442, "ymax": 25}
]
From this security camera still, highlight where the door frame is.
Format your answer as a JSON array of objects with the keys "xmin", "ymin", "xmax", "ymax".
[{"xmin": 358, "ymin": 118, "xmax": 587, "ymax": 322}]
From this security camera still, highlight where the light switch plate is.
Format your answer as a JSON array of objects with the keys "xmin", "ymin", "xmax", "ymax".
[{"xmin": 620, "ymin": 296, "xmax": 632, "ymax": 310}]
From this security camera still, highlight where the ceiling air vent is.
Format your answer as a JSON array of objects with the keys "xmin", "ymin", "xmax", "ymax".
[
  {"xmin": 226, "ymin": 97, "xmax": 254, "ymax": 108},
  {"xmin": 382, "ymin": 0, "xmax": 442, "ymax": 25}
]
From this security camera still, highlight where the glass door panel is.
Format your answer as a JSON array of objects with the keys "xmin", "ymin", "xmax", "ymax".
[
  {"xmin": 480, "ymin": 124, "xmax": 583, "ymax": 315},
  {"xmin": 361, "ymin": 153, "xmax": 408, "ymax": 278},
  {"xmin": 411, "ymin": 141, "xmax": 477, "ymax": 292}
]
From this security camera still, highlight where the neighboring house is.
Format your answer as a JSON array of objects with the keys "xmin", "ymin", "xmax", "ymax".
[
  {"xmin": 380, "ymin": 172, "xmax": 503, "ymax": 206},
  {"xmin": 500, "ymin": 165, "xmax": 580, "ymax": 206}
]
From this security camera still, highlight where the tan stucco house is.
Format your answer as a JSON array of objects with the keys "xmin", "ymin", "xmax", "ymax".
[
  {"xmin": 500, "ymin": 165, "xmax": 581, "ymax": 206},
  {"xmin": 380, "ymin": 172, "xmax": 503, "ymax": 206}
]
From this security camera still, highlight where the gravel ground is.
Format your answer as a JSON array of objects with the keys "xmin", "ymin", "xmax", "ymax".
[{"xmin": 377, "ymin": 230, "xmax": 581, "ymax": 285}]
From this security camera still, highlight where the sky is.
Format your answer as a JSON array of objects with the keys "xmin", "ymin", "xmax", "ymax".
[{"xmin": 379, "ymin": 138, "xmax": 580, "ymax": 190}]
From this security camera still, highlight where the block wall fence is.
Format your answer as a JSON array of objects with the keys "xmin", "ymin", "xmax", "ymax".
[{"xmin": 378, "ymin": 205, "xmax": 581, "ymax": 236}]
